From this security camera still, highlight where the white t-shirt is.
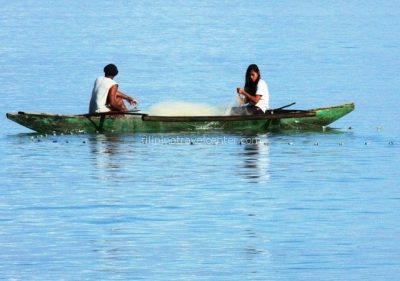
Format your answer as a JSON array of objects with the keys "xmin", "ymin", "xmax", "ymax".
[
  {"xmin": 88, "ymin": 77, "xmax": 117, "ymax": 113},
  {"xmin": 254, "ymin": 79, "xmax": 269, "ymax": 112}
]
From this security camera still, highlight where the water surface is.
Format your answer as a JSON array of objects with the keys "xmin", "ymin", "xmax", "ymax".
[{"xmin": 0, "ymin": 1, "xmax": 399, "ymax": 280}]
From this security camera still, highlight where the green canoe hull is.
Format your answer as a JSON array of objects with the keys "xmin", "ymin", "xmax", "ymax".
[{"xmin": 6, "ymin": 103, "xmax": 354, "ymax": 134}]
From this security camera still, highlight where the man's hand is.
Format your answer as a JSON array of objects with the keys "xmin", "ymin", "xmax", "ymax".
[{"xmin": 127, "ymin": 97, "xmax": 138, "ymax": 106}]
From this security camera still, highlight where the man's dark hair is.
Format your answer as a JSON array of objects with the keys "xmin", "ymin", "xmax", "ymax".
[{"xmin": 104, "ymin": 64, "xmax": 118, "ymax": 77}]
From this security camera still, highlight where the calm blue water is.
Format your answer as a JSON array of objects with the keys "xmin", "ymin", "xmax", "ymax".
[{"xmin": 1, "ymin": 1, "xmax": 399, "ymax": 280}]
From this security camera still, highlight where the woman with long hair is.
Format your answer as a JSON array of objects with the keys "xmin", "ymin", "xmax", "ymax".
[{"xmin": 236, "ymin": 64, "xmax": 269, "ymax": 115}]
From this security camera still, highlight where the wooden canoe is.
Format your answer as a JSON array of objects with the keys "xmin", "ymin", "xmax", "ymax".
[{"xmin": 6, "ymin": 103, "xmax": 355, "ymax": 134}]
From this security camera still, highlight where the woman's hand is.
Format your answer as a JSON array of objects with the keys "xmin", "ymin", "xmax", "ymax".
[
  {"xmin": 236, "ymin": 87, "xmax": 245, "ymax": 95},
  {"xmin": 236, "ymin": 87, "xmax": 260, "ymax": 104}
]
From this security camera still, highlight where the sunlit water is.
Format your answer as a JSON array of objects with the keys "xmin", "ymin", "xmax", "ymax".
[{"xmin": 1, "ymin": 1, "xmax": 399, "ymax": 280}]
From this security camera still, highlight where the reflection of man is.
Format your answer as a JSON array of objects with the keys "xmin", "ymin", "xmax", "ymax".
[{"xmin": 89, "ymin": 64, "xmax": 137, "ymax": 114}]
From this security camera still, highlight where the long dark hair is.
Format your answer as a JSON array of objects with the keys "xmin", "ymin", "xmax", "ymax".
[{"xmin": 244, "ymin": 64, "xmax": 261, "ymax": 96}]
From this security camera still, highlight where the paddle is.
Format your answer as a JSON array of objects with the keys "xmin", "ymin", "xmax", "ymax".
[
  {"xmin": 273, "ymin": 102, "xmax": 296, "ymax": 111},
  {"xmin": 84, "ymin": 108, "xmax": 144, "ymax": 117},
  {"xmin": 83, "ymin": 109, "xmax": 144, "ymax": 132},
  {"xmin": 267, "ymin": 102, "xmax": 296, "ymax": 115}
]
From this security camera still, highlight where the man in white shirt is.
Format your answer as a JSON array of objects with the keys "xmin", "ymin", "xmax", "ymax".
[{"xmin": 89, "ymin": 64, "xmax": 137, "ymax": 114}]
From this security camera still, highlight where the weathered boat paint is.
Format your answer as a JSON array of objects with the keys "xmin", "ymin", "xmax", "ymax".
[{"xmin": 6, "ymin": 103, "xmax": 354, "ymax": 134}]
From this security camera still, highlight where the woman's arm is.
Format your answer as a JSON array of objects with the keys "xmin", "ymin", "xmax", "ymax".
[{"xmin": 237, "ymin": 88, "xmax": 261, "ymax": 104}]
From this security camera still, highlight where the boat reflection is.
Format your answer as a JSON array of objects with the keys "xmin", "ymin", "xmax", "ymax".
[
  {"xmin": 89, "ymin": 134, "xmax": 123, "ymax": 156},
  {"xmin": 87, "ymin": 134, "xmax": 128, "ymax": 182},
  {"xmin": 236, "ymin": 135, "xmax": 272, "ymax": 264},
  {"xmin": 238, "ymin": 135, "xmax": 270, "ymax": 184}
]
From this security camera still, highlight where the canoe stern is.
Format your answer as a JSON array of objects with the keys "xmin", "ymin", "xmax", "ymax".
[{"xmin": 279, "ymin": 103, "xmax": 355, "ymax": 129}]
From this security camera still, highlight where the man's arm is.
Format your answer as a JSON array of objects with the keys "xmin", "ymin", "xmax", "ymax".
[
  {"xmin": 107, "ymin": 85, "xmax": 138, "ymax": 111},
  {"xmin": 107, "ymin": 85, "xmax": 127, "ymax": 111},
  {"xmin": 116, "ymin": 91, "xmax": 137, "ymax": 105}
]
